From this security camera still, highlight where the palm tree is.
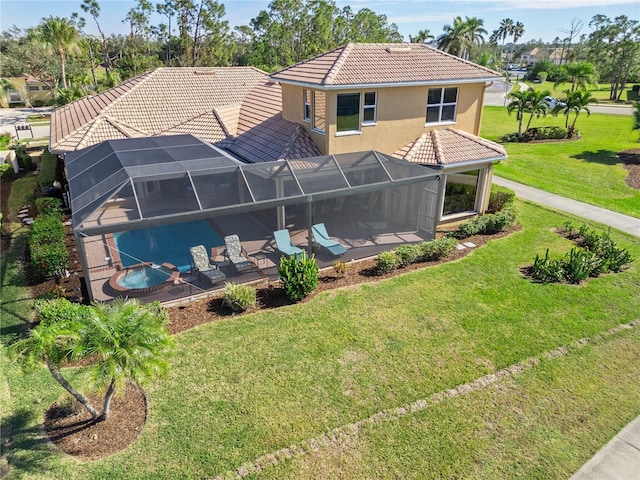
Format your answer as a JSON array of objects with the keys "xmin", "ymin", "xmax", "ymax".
[
  {"xmin": 498, "ymin": 18, "xmax": 514, "ymax": 64},
  {"xmin": 410, "ymin": 29, "xmax": 434, "ymax": 44},
  {"xmin": 437, "ymin": 16, "xmax": 470, "ymax": 58},
  {"xmin": 10, "ymin": 298, "xmax": 174, "ymax": 422},
  {"xmin": 462, "ymin": 16, "xmax": 487, "ymax": 60},
  {"xmin": 9, "ymin": 298, "xmax": 101, "ymax": 419},
  {"xmin": 79, "ymin": 299, "xmax": 174, "ymax": 421},
  {"xmin": 511, "ymin": 21, "xmax": 525, "ymax": 64},
  {"xmin": 507, "ymin": 88, "xmax": 550, "ymax": 140},
  {"xmin": 559, "ymin": 89, "xmax": 594, "ymax": 137},
  {"xmin": 35, "ymin": 16, "xmax": 80, "ymax": 89},
  {"xmin": 554, "ymin": 62, "xmax": 599, "ymax": 92}
]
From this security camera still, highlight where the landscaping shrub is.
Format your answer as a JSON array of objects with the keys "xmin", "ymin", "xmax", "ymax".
[
  {"xmin": 376, "ymin": 251, "xmax": 398, "ymax": 274},
  {"xmin": 531, "ymin": 249, "xmax": 565, "ymax": 283},
  {"xmin": 278, "ymin": 252, "xmax": 319, "ymax": 301},
  {"xmin": 333, "ymin": 260, "xmax": 351, "ymax": 276},
  {"xmin": 534, "ymin": 126, "xmax": 567, "ymax": 140},
  {"xmin": 450, "ymin": 216, "xmax": 487, "ymax": 239},
  {"xmin": 395, "ymin": 244, "xmax": 420, "ymax": 267},
  {"xmin": 15, "ymin": 145, "xmax": 33, "ymax": 171},
  {"xmin": 537, "ymin": 71, "xmax": 548, "ymax": 83},
  {"xmin": 29, "ymin": 213, "xmax": 68, "ymax": 278},
  {"xmin": 487, "ymin": 189, "xmax": 515, "ymax": 213},
  {"xmin": 502, "ymin": 132, "xmax": 520, "ymax": 143},
  {"xmin": 483, "ymin": 207, "xmax": 518, "ymax": 234},
  {"xmin": 419, "ymin": 236, "xmax": 458, "ymax": 261},
  {"xmin": 0, "ymin": 163, "xmax": 13, "ymax": 178},
  {"xmin": 30, "ymin": 240, "xmax": 68, "ymax": 278},
  {"xmin": 39, "ymin": 148, "xmax": 59, "ymax": 188},
  {"xmin": 529, "ymin": 225, "xmax": 634, "ymax": 284},
  {"xmin": 35, "ymin": 197, "xmax": 62, "ymax": 217},
  {"xmin": 222, "ymin": 282, "xmax": 257, "ymax": 312},
  {"xmin": 0, "ymin": 132, "xmax": 12, "ymax": 150}
]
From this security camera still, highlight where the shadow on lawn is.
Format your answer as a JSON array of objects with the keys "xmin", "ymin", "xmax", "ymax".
[
  {"xmin": 571, "ymin": 149, "xmax": 621, "ymax": 166},
  {"xmin": 0, "ymin": 408, "xmax": 56, "ymax": 477}
]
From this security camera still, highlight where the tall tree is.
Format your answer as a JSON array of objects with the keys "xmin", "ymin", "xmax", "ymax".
[
  {"xmin": 559, "ymin": 18, "xmax": 583, "ymax": 64},
  {"xmin": 558, "ymin": 89, "xmax": 594, "ymax": 137},
  {"xmin": 498, "ymin": 18, "xmax": 514, "ymax": 64},
  {"xmin": 156, "ymin": 0, "xmax": 177, "ymax": 65},
  {"xmin": 34, "ymin": 16, "xmax": 80, "ymax": 88},
  {"xmin": 77, "ymin": 0, "xmax": 113, "ymax": 73},
  {"xmin": 437, "ymin": 16, "xmax": 471, "ymax": 58},
  {"xmin": 554, "ymin": 61, "xmax": 599, "ymax": 92}
]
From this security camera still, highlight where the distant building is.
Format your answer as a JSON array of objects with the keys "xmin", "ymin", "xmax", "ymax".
[{"xmin": 0, "ymin": 74, "xmax": 54, "ymax": 108}]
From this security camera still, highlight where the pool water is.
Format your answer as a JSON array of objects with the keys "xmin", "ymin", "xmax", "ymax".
[
  {"xmin": 117, "ymin": 265, "xmax": 171, "ymax": 289},
  {"xmin": 113, "ymin": 220, "xmax": 223, "ymax": 273}
]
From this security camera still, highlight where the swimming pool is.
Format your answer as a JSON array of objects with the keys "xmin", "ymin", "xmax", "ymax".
[{"xmin": 113, "ymin": 220, "xmax": 223, "ymax": 273}]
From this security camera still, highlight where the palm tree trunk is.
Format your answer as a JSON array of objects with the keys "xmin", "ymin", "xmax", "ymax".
[
  {"xmin": 46, "ymin": 359, "xmax": 99, "ymax": 419},
  {"xmin": 99, "ymin": 380, "xmax": 117, "ymax": 421},
  {"xmin": 59, "ymin": 51, "xmax": 67, "ymax": 89}
]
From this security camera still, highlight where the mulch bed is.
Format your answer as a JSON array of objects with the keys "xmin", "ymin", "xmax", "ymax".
[
  {"xmin": 618, "ymin": 148, "xmax": 640, "ymax": 189},
  {"xmin": 44, "ymin": 383, "xmax": 146, "ymax": 461},
  {"xmin": 4, "ymin": 144, "xmax": 639, "ymax": 463}
]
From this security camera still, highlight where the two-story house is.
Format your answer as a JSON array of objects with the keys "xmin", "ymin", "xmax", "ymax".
[{"xmin": 49, "ymin": 43, "xmax": 507, "ymax": 302}]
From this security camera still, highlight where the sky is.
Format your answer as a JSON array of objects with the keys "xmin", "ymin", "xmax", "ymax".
[{"xmin": 1, "ymin": 0, "xmax": 638, "ymax": 44}]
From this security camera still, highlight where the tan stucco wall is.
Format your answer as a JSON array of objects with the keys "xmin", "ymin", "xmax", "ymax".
[
  {"xmin": 0, "ymin": 77, "xmax": 53, "ymax": 108},
  {"xmin": 280, "ymin": 82, "xmax": 487, "ymax": 156}
]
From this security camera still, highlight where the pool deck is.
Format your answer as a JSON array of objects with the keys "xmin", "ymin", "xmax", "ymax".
[{"xmin": 81, "ymin": 211, "xmax": 428, "ymax": 304}]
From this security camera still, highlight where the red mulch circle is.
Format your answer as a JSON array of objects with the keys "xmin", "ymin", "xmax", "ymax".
[{"xmin": 44, "ymin": 383, "xmax": 147, "ymax": 461}]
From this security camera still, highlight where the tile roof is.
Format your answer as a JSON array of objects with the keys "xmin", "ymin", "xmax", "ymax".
[
  {"xmin": 271, "ymin": 43, "xmax": 502, "ymax": 87},
  {"xmin": 393, "ymin": 128, "xmax": 506, "ymax": 166},
  {"xmin": 50, "ymin": 67, "xmax": 267, "ymax": 152}
]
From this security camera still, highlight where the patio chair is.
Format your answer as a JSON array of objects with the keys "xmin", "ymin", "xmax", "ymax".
[
  {"xmin": 189, "ymin": 245, "xmax": 226, "ymax": 286},
  {"xmin": 273, "ymin": 229, "xmax": 303, "ymax": 259},
  {"xmin": 311, "ymin": 223, "xmax": 347, "ymax": 256},
  {"xmin": 223, "ymin": 235, "xmax": 253, "ymax": 274}
]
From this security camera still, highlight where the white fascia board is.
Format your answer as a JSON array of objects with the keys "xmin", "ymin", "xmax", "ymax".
[{"xmin": 271, "ymin": 77, "xmax": 501, "ymax": 90}]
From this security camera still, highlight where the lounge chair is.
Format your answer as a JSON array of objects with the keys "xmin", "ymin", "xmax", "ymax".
[
  {"xmin": 189, "ymin": 245, "xmax": 226, "ymax": 285},
  {"xmin": 223, "ymin": 235, "xmax": 253, "ymax": 273},
  {"xmin": 311, "ymin": 223, "xmax": 347, "ymax": 256},
  {"xmin": 273, "ymin": 229, "xmax": 303, "ymax": 259}
]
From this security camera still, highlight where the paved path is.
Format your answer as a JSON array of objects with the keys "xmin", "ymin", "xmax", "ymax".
[
  {"xmin": 0, "ymin": 107, "xmax": 51, "ymax": 139},
  {"xmin": 494, "ymin": 175, "xmax": 640, "ymax": 479},
  {"xmin": 493, "ymin": 176, "xmax": 640, "ymax": 238}
]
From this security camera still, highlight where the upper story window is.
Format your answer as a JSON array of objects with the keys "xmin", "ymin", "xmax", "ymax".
[
  {"xmin": 312, "ymin": 91, "xmax": 325, "ymax": 133},
  {"xmin": 337, "ymin": 93, "xmax": 360, "ymax": 132},
  {"xmin": 28, "ymin": 86, "xmax": 40, "ymax": 91},
  {"xmin": 41, "ymin": 85, "xmax": 51, "ymax": 90},
  {"xmin": 303, "ymin": 89, "xmax": 311, "ymax": 122},
  {"xmin": 426, "ymin": 87, "xmax": 458, "ymax": 124},
  {"xmin": 363, "ymin": 92, "xmax": 377, "ymax": 124}
]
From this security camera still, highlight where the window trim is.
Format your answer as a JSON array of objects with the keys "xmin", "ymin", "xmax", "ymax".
[
  {"xmin": 303, "ymin": 89, "xmax": 311, "ymax": 123},
  {"xmin": 362, "ymin": 91, "xmax": 377, "ymax": 125},
  {"xmin": 312, "ymin": 90, "xmax": 326, "ymax": 134},
  {"xmin": 425, "ymin": 87, "xmax": 458, "ymax": 125},
  {"xmin": 336, "ymin": 92, "xmax": 361, "ymax": 134}
]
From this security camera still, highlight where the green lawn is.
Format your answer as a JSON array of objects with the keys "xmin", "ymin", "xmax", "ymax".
[
  {"xmin": 482, "ymin": 106, "xmax": 640, "ymax": 218},
  {"xmin": 3, "ymin": 199, "xmax": 640, "ymax": 479}
]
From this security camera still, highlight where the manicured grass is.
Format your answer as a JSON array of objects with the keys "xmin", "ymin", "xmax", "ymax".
[
  {"xmin": 482, "ymin": 106, "xmax": 640, "ymax": 218},
  {"xmin": 3, "ymin": 201, "xmax": 640, "ymax": 478}
]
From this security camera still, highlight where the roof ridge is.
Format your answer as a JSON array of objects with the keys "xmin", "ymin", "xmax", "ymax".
[
  {"xmin": 406, "ymin": 133, "xmax": 428, "ymax": 162},
  {"xmin": 77, "ymin": 117, "xmax": 106, "ymax": 150},
  {"xmin": 447, "ymin": 127, "xmax": 507, "ymax": 155},
  {"xmin": 324, "ymin": 43, "xmax": 353, "ymax": 85},
  {"xmin": 280, "ymin": 123, "xmax": 304, "ymax": 159},
  {"xmin": 431, "ymin": 129, "xmax": 446, "ymax": 165},
  {"xmin": 211, "ymin": 107, "xmax": 233, "ymax": 138},
  {"xmin": 102, "ymin": 115, "xmax": 150, "ymax": 137}
]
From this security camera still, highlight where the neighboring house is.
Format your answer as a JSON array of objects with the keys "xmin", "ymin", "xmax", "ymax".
[
  {"xmin": 50, "ymin": 43, "xmax": 507, "ymax": 302},
  {"xmin": 522, "ymin": 47, "xmax": 545, "ymax": 66},
  {"xmin": 0, "ymin": 74, "xmax": 54, "ymax": 108}
]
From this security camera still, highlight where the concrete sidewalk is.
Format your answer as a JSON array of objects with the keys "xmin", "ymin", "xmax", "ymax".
[
  {"xmin": 493, "ymin": 176, "xmax": 640, "ymax": 238},
  {"xmin": 494, "ymin": 175, "xmax": 640, "ymax": 479}
]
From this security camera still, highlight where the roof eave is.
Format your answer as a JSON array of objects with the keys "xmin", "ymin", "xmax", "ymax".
[
  {"xmin": 271, "ymin": 77, "xmax": 502, "ymax": 90},
  {"xmin": 428, "ymin": 154, "xmax": 507, "ymax": 170}
]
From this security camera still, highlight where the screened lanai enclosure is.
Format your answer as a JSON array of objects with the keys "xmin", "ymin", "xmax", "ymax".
[{"xmin": 66, "ymin": 135, "xmax": 444, "ymax": 302}]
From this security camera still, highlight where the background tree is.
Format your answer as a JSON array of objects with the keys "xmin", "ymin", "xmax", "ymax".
[
  {"xmin": 33, "ymin": 16, "xmax": 80, "ymax": 88},
  {"xmin": 437, "ymin": 16, "xmax": 471, "ymax": 58},
  {"xmin": 554, "ymin": 61, "xmax": 599, "ymax": 92},
  {"xmin": 498, "ymin": 18, "xmax": 514, "ymax": 64},
  {"xmin": 410, "ymin": 29, "xmax": 434, "ymax": 44},
  {"xmin": 77, "ymin": 0, "xmax": 114, "ymax": 73}
]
